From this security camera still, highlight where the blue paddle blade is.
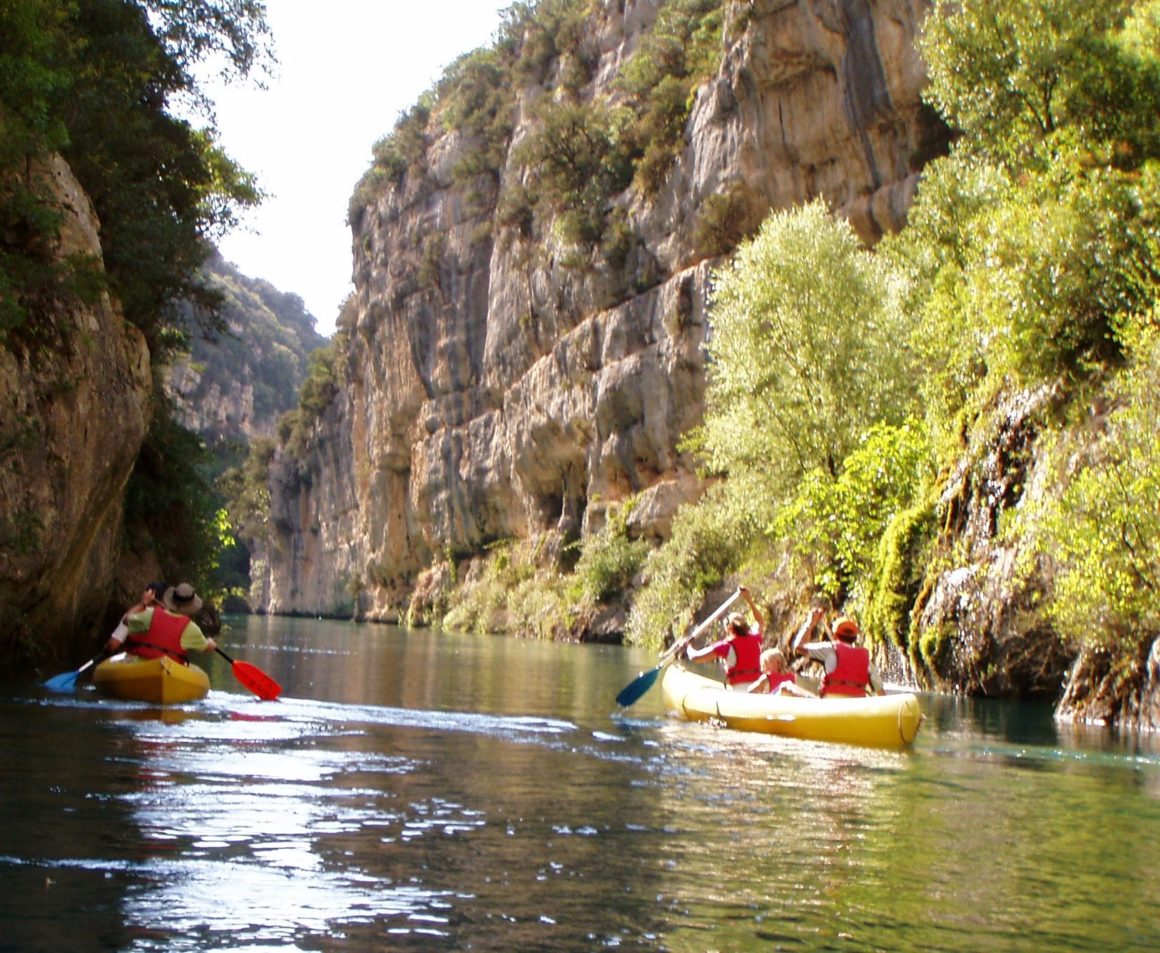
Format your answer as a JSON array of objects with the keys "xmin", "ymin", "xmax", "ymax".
[
  {"xmin": 615, "ymin": 664, "xmax": 661, "ymax": 708},
  {"xmin": 43, "ymin": 670, "xmax": 80, "ymax": 693}
]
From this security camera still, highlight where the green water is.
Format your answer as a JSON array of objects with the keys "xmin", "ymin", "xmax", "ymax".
[{"xmin": 1, "ymin": 616, "xmax": 1157, "ymax": 951}]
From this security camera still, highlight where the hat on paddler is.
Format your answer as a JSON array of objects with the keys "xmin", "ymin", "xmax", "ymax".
[
  {"xmin": 164, "ymin": 582, "xmax": 203, "ymax": 616},
  {"xmin": 832, "ymin": 616, "xmax": 860, "ymax": 643}
]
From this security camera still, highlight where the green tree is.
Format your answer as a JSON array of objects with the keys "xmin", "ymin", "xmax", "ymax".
[
  {"xmin": 1032, "ymin": 319, "xmax": 1160, "ymax": 652},
  {"xmin": 774, "ymin": 420, "xmax": 934, "ymax": 601},
  {"xmin": 919, "ymin": 0, "xmax": 1152, "ymax": 168},
  {"xmin": 0, "ymin": 0, "xmax": 271, "ymax": 350},
  {"xmin": 897, "ymin": 0, "xmax": 1160, "ymax": 453},
  {"xmin": 698, "ymin": 199, "xmax": 918, "ymax": 495}
]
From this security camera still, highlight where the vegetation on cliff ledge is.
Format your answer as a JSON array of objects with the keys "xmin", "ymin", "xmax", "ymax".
[
  {"xmin": 0, "ymin": 0, "xmax": 274, "ymax": 635},
  {"xmin": 416, "ymin": 0, "xmax": 1159, "ymax": 720},
  {"xmin": 624, "ymin": 0, "xmax": 1160, "ymax": 711}
]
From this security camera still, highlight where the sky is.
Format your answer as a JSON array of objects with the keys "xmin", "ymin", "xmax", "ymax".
[{"xmin": 201, "ymin": 1, "xmax": 511, "ymax": 336}]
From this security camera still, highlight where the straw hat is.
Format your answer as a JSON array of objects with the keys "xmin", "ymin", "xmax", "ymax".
[{"xmin": 163, "ymin": 582, "xmax": 203, "ymax": 616}]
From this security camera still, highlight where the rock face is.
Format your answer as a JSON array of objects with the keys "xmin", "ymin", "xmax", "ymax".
[
  {"xmin": 167, "ymin": 255, "xmax": 327, "ymax": 443},
  {"xmin": 257, "ymin": 0, "xmax": 944, "ymax": 619},
  {"xmin": 0, "ymin": 155, "xmax": 152, "ymax": 672}
]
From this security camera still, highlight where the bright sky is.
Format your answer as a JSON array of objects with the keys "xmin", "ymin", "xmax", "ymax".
[{"xmin": 204, "ymin": 1, "xmax": 510, "ymax": 336}]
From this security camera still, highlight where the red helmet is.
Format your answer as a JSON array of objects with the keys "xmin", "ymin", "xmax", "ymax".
[{"xmin": 832, "ymin": 616, "xmax": 859, "ymax": 642}]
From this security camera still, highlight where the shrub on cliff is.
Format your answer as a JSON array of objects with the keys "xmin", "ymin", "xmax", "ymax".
[
  {"xmin": 1029, "ymin": 317, "xmax": 1160, "ymax": 654},
  {"xmin": 695, "ymin": 198, "xmax": 919, "ymax": 495},
  {"xmin": 0, "ymin": 0, "xmax": 271, "ymax": 353}
]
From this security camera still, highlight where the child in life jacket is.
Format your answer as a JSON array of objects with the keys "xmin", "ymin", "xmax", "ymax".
[{"xmin": 747, "ymin": 648, "xmax": 817, "ymax": 697}]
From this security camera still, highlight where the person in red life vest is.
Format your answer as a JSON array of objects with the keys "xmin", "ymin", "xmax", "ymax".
[
  {"xmin": 791, "ymin": 607, "xmax": 883, "ymax": 697},
  {"xmin": 106, "ymin": 582, "xmax": 217, "ymax": 662},
  {"xmin": 685, "ymin": 586, "xmax": 765, "ymax": 689},
  {"xmin": 747, "ymin": 647, "xmax": 817, "ymax": 697},
  {"xmin": 105, "ymin": 580, "xmax": 168, "ymax": 649}
]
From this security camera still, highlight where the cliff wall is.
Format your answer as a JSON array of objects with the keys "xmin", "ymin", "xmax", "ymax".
[
  {"xmin": 258, "ymin": 0, "xmax": 943, "ymax": 619},
  {"xmin": 0, "ymin": 156, "xmax": 153, "ymax": 671}
]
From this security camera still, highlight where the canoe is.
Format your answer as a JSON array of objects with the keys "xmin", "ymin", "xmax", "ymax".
[
  {"xmin": 92, "ymin": 655, "xmax": 210, "ymax": 705},
  {"xmin": 660, "ymin": 663, "xmax": 922, "ymax": 749}
]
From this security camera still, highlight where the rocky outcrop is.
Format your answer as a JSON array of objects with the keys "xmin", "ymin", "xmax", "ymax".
[
  {"xmin": 258, "ymin": 0, "xmax": 944, "ymax": 619},
  {"xmin": 0, "ymin": 155, "xmax": 152, "ymax": 672},
  {"xmin": 167, "ymin": 255, "xmax": 327, "ymax": 443},
  {"xmin": 914, "ymin": 386, "xmax": 1073, "ymax": 698}
]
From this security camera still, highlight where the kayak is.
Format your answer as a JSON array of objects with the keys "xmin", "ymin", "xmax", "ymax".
[
  {"xmin": 660, "ymin": 663, "xmax": 922, "ymax": 749},
  {"xmin": 92, "ymin": 655, "xmax": 210, "ymax": 704}
]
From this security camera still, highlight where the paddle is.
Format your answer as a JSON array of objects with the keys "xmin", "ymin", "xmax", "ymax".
[
  {"xmin": 615, "ymin": 589, "xmax": 742, "ymax": 708},
  {"xmin": 215, "ymin": 647, "xmax": 282, "ymax": 701},
  {"xmin": 43, "ymin": 650, "xmax": 114, "ymax": 693}
]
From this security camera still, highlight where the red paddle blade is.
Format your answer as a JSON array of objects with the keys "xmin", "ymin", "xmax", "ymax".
[{"xmin": 231, "ymin": 660, "xmax": 282, "ymax": 701}]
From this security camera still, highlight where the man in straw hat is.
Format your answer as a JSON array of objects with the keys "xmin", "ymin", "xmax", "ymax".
[
  {"xmin": 106, "ymin": 582, "xmax": 217, "ymax": 663},
  {"xmin": 792, "ymin": 605, "xmax": 883, "ymax": 697}
]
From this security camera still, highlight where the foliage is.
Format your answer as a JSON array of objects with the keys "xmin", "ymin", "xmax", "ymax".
[
  {"xmin": 863, "ymin": 490, "xmax": 939, "ymax": 661},
  {"xmin": 895, "ymin": 0, "xmax": 1160, "ymax": 459},
  {"xmin": 501, "ymin": 0, "xmax": 592, "ymax": 88},
  {"xmin": 442, "ymin": 538, "xmax": 578, "ymax": 638},
  {"xmin": 698, "ymin": 199, "xmax": 918, "ymax": 496},
  {"xmin": 217, "ymin": 436, "xmax": 274, "ymax": 543},
  {"xmin": 174, "ymin": 255, "xmax": 326, "ymax": 434},
  {"xmin": 350, "ymin": 94, "xmax": 434, "ymax": 220},
  {"xmin": 0, "ymin": 0, "xmax": 270, "ymax": 353},
  {"xmin": 438, "ymin": 48, "xmax": 515, "ymax": 187},
  {"xmin": 624, "ymin": 478, "xmax": 761, "ymax": 650},
  {"xmin": 1029, "ymin": 320, "xmax": 1160, "ymax": 652},
  {"xmin": 572, "ymin": 503, "xmax": 648, "ymax": 603},
  {"xmin": 920, "ymin": 0, "xmax": 1156, "ymax": 170},
  {"xmin": 513, "ymin": 96, "xmax": 636, "ymax": 247},
  {"xmin": 692, "ymin": 181, "xmax": 765, "ymax": 258},
  {"xmin": 270, "ymin": 339, "xmax": 345, "ymax": 460},
  {"xmin": 616, "ymin": 0, "xmax": 724, "ymax": 195},
  {"xmin": 124, "ymin": 399, "xmax": 226, "ymax": 588},
  {"xmin": 888, "ymin": 156, "xmax": 1160, "ymax": 457},
  {"xmin": 774, "ymin": 420, "xmax": 935, "ymax": 603}
]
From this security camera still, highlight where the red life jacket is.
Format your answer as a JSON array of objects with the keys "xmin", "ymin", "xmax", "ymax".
[
  {"xmin": 125, "ymin": 607, "xmax": 189, "ymax": 663},
  {"xmin": 822, "ymin": 642, "xmax": 870, "ymax": 697},
  {"xmin": 765, "ymin": 671, "xmax": 796, "ymax": 694},
  {"xmin": 725, "ymin": 632, "xmax": 763, "ymax": 686}
]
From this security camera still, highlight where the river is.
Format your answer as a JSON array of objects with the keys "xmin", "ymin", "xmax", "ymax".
[{"xmin": 2, "ymin": 616, "xmax": 1158, "ymax": 951}]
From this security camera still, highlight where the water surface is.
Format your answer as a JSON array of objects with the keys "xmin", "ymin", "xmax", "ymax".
[{"xmin": 2, "ymin": 616, "xmax": 1158, "ymax": 951}]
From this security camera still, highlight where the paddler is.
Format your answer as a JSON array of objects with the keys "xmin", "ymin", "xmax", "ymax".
[
  {"xmin": 685, "ymin": 586, "xmax": 765, "ymax": 690},
  {"xmin": 792, "ymin": 607, "xmax": 883, "ymax": 697},
  {"xmin": 106, "ymin": 582, "xmax": 217, "ymax": 663}
]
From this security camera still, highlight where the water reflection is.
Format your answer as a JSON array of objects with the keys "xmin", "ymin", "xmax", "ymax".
[{"xmin": 2, "ymin": 618, "xmax": 1159, "ymax": 951}]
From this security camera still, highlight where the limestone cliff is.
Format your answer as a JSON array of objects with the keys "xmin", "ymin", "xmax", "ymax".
[
  {"xmin": 0, "ymin": 155, "xmax": 153, "ymax": 673},
  {"xmin": 167, "ymin": 254, "xmax": 327, "ymax": 444},
  {"xmin": 257, "ymin": 0, "xmax": 945, "ymax": 619}
]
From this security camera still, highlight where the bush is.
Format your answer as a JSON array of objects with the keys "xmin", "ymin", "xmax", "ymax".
[
  {"xmin": 625, "ymin": 480, "xmax": 758, "ymax": 650},
  {"xmin": 774, "ymin": 421, "xmax": 935, "ymax": 603},
  {"xmin": 573, "ymin": 506, "xmax": 649, "ymax": 603},
  {"xmin": 1029, "ymin": 318, "xmax": 1160, "ymax": 652}
]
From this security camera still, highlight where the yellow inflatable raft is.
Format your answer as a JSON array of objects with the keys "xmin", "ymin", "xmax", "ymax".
[
  {"xmin": 93, "ymin": 655, "xmax": 210, "ymax": 705},
  {"xmin": 661, "ymin": 663, "xmax": 922, "ymax": 749}
]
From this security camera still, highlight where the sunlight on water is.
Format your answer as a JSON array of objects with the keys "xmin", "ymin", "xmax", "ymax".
[{"xmin": 3, "ymin": 619, "xmax": 1159, "ymax": 951}]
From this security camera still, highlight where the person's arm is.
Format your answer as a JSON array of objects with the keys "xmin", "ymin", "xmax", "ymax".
[
  {"xmin": 179, "ymin": 620, "xmax": 217, "ymax": 654},
  {"xmin": 686, "ymin": 639, "xmax": 722, "ymax": 663},
  {"xmin": 739, "ymin": 586, "xmax": 764, "ymax": 633},
  {"xmin": 778, "ymin": 676, "xmax": 817, "ymax": 698},
  {"xmin": 746, "ymin": 673, "xmax": 770, "ymax": 694},
  {"xmin": 868, "ymin": 663, "xmax": 884, "ymax": 696},
  {"xmin": 792, "ymin": 607, "xmax": 827, "ymax": 656},
  {"xmin": 108, "ymin": 607, "xmax": 153, "ymax": 652}
]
